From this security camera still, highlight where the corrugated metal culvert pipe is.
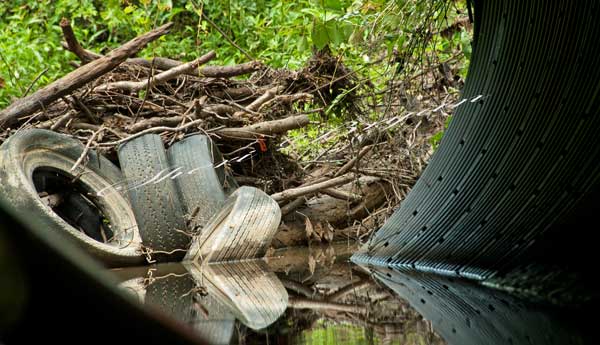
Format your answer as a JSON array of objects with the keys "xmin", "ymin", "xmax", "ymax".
[{"xmin": 353, "ymin": 0, "xmax": 600, "ymax": 293}]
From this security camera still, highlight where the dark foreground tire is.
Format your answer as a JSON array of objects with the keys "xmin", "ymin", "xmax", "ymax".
[
  {"xmin": 117, "ymin": 134, "xmax": 189, "ymax": 260},
  {"xmin": 167, "ymin": 134, "xmax": 238, "ymax": 231},
  {"xmin": 184, "ymin": 186, "xmax": 281, "ymax": 263},
  {"xmin": 0, "ymin": 129, "xmax": 143, "ymax": 267}
]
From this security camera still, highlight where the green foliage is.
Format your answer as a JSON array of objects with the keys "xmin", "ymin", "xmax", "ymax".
[
  {"xmin": 430, "ymin": 114, "xmax": 452, "ymax": 150},
  {"xmin": 0, "ymin": 0, "xmax": 472, "ymax": 140}
]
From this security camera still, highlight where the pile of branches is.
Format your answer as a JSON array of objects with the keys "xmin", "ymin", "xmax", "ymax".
[{"xmin": 0, "ymin": 20, "xmax": 456, "ymax": 248}]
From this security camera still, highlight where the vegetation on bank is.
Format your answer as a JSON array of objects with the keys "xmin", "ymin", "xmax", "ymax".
[{"xmin": 0, "ymin": 0, "xmax": 471, "ymax": 106}]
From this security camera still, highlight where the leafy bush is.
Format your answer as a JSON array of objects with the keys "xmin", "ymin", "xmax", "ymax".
[{"xmin": 0, "ymin": 0, "xmax": 472, "ymax": 121}]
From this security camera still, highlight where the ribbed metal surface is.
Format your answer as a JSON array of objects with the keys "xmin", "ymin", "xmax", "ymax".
[
  {"xmin": 367, "ymin": 266, "xmax": 583, "ymax": 345},
  {"xmin": 353, "ymin": 0, "xmax": 600, "ymax": 280}
]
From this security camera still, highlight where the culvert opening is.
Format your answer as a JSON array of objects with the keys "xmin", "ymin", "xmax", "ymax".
[{"xmin": 32, "ymin": 167, "xmax": 115, "ymax": 244}]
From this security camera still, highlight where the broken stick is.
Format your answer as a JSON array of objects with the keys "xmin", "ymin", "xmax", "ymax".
[
  {"xmin": 0, "ymin": 22, "xmax": 174, "ymax": 129},
  {"xmin": 215, "ymin": 114, "xmax": 309, "ymax": 140},
  {"xmin": 97, "ymin": 51, "xmax": 216, "ymax": 92},
  {"xmin": 271, "ymin": 174, "xmax": 355, "ymax": 202}
]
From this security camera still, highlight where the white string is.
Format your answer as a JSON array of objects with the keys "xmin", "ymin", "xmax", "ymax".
[{"xmin": 95, "ymin": 94, "xmax": 485, "ymax": 197}]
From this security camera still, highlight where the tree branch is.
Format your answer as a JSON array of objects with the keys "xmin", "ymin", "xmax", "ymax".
[{"xmin": 0, "ymin": 22, "xmax": 174, "ymax": 129}]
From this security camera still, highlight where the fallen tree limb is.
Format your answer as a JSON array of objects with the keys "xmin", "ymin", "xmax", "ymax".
[
  {"xmin": 321, "ymin": 188, "xmax": 362, "ymax": 202},
  {"xmin": 215, "ymin": 114, "xmax": 309, "ymax": 140},
  {"xmin": 70, "ymin": 125, "xmax": 104, "ymax": 172},
  {"xmin": 327, "ymin": 279, "xmax": 373, "ymax": 302},
  {"xmin": 0, "ymin": 22, "xmax": 174, "ymax": 129},
  {"xmin": 199, "ymin": 61, "xmax": 263, "ymax": 78},
  {"xmin": 127, "ymin": 115, "xmax": 185, "ymax": 132},
  {"xmin": 127, "ymin": 104, "xmax": 237, "ymax": 132},
  {"xmin": 99, "ymin": 118, "xmax": 204, "ymax": 147},
  {"xmin": 279, "ymin": 278, "xmax": 315, "ymax": 298},
  {"xmin": 61, "ymin": 33, "xmax": 262, "ymax": 78},
  {"xmin": 97, "ymin": 51, "xmax": 216, "ymax": 92},
  {"xmin": 232, "ymin": 85, "xmax": 284, "ymax": 119},
  {"xmin": 281, "ymin": 145, "xmax": 374, "ymax": 216},
  {"xmin": 60, "ymin": 18, "xmax": 102, "ymax": 63},
  {"xmin": 271, "ymin": 174, "xmax": 355, "ymax": 202},
  {"xmin": 258, "ymin": 92, "xmax": 313, "ymax": 112}
]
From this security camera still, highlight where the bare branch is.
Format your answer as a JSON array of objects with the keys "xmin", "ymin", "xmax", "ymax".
[
  {"xmin": 0, "ymin": 22, "xmax": 174, "ymax": 128},
  {"xmin": 271, "ymin": 174, "xmax": 356, "ymax": 202}
]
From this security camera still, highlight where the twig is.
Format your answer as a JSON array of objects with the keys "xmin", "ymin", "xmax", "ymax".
[
  {"xmin": 23, "ymin": 68, "xmax": 49, "ymax": 97},
  {"xmin": 257, "ymin": 92, "xmax": 314, "ymax": 112},
  {"xmin": 99, "ymin": 119, "xmax": 205, "ymax": 147},
  {"xmin": 334, "ymin": 145, "xmax": 374, "ymax": 177},
  {"xmin": 215, "ymin": 114, "xmax": 309, "ymax": 140},
  {"xmin": 327, "ymin": 279, "xmax": 373, "ymax": 302},
  {"xmin": 200, "ymin": 12, "xmax": 254, "ymax": 60},
  {"xmin": 281, "ymin": 145, "xmax": 373, "ymax": 215},
  {"xmin": 279, "ymin": 278, "xmax": 315, "ymax": 298},
  {"xmin": 288, "ymin": 296, "xmax": 368, "ymax": 314},
  {"xmin": 128, "ymin": 115, "xmax": 189, "ymax": 132},
  {"xmin": 232, "ymin": 85, "xmax": 284, "ymax": 120},
  {"xmin": 60, "ymin": 18, "xmax": 102, "ymax": 63},
  {"xmin": 0, "ymin": 22, "xmax": 174, "ymax": 128},
  {"xmin": 70, "ymin": 126, "xmax": 104, "ymax": 172},
  {"xmin": 97, "ymin": 51, "xmax": 216, "ymax": 92},
  {"xmin": 198, "ymin": 61, "xmax": 263, "ymax": 78},
  {"xmin": 36, "ymin": 110, "xmax": 77, "ymax": 130},
  {"xmin": 321, "ymin": 188, "xmax": 362, "ymax": 202},
  {"xmin": 271, "ymin": 174, "xmax": 355, "ymax": 202}
]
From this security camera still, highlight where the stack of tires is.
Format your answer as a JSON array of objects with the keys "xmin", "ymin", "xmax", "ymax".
[{"xmin": 0, "ymin": 129, "xmax": 281, "ymax": 267}]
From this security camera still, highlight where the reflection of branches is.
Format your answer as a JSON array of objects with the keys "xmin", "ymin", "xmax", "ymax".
[
  {"xmin": 280, "ymin": 277, "xmax": 315, "ymax": 298},
  {"xmin": 327, "ymin": 279, "xmax": 373, "ymax": 302},
  {"xmin": 288, "ymin": 297, "xmax": 368, "ymax": 314}
]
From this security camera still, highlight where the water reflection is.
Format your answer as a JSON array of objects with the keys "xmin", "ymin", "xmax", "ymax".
[
  {"xmin": 364, "ymin": 266, "xmax": 587, "ymax": 345},
  {"xmin": 109, "ymin": 244, "xmax": 590, "ymax": 345},
  {"xmin": 113, "ymin": 260, "xmax": 288, "ymax": 344}
]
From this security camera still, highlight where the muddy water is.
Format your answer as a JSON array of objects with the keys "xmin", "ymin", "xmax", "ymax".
[{"xmin": 108, "ymin": 242, "xmax": 589, "ymax": 345}]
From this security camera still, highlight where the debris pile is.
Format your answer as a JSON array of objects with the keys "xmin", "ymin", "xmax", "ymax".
[{"xmin": 0, "ymin": 20, "xmax": 460, "ymax": 248}]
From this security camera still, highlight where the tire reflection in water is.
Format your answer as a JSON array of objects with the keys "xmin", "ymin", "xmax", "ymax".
[{"xmin": 114, "ymin": 260, "xmax": 288, "ymax": 345}]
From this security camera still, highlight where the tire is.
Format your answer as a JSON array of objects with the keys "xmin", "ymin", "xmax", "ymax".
[
  {"xmin": 117, "ymin": 134, "xmax": 189, "ymax": 260},
  {"xmin": 184, "ymin": 186, "xmax": 281, "ymax": 263},
  {"xmin": 167, "ymin": 134, "xmax": 238, "ymax": 231},
  {"xmin": 0, "ymin": 129, "xmax": 143, "ymax": 267},
  {"xmin": 117, "ymin": 264, "xmax": 196, "ymax": 325},
  {"xmin": 185, "ymin": 260, "xmax": 288, "ymax": 331},
  {"xmin": 144, "ymin": 264, "xmax": 196, "ymax": 325},
  {"xmin": 56, "ymin": 192, "xmax": 112, "ymax": 243}
]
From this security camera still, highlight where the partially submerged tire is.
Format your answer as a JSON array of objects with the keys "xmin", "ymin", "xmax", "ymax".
[
  {"xmin": 167, "ymin": 134, "xmax": 238, "ymax": 231},
  {"xmin": 117, "ymin": 134, "xmax": 189, "ymax": 260},
  {"xmin": 184, "ymin": 186, "xmax": 281, "ymax": 263},
  {"xmin": 0, "ymin": 129, "xmax": 143, "ymax": 267}
]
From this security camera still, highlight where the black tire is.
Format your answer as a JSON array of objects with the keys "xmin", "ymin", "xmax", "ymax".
[
  {"xmin": 57, "ymin": 192, "xmax": 113, "ymax": 243},
  {"xmin": 117, "ymin": 134, "xmax": 189, "ymax": 260},
  {"xmin": 184, "ymin": 186, "xmax": 281, "ymax": 263},
  {"xmin": 0, "ymin": 129, "xmax": 143, "ymax": 267},
  {"xmin": 167, "ymin": 134, "xmax": 238, "ymax": 231}
]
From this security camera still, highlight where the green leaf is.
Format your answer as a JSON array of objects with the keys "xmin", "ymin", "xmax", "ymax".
[{"xmin": 312, "ymin": 21, "xmax": 329, "ymax": 49}]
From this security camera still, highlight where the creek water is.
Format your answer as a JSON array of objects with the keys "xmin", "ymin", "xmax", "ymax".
[{"xmin": 108, "ymin": 242, "xmax": 591, "ymax": 345}]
